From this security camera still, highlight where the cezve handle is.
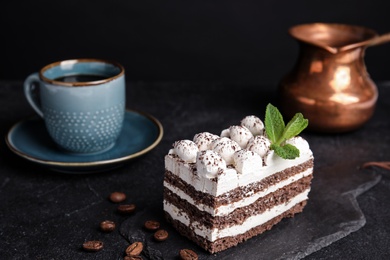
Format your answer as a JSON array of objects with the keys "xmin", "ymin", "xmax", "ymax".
[{"xmin": 368, "ymin": 33, "xmax": 390, "ymax": 47}]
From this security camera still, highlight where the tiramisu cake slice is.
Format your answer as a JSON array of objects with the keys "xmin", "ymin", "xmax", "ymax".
[{"xmin": 163, "ymin": 104, "xmax": 313, "ymax": 253}]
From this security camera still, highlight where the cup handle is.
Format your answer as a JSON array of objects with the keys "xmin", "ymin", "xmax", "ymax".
[{"xmin": 24, "ymin": 72, "xmax": 44, "ymax": 118}]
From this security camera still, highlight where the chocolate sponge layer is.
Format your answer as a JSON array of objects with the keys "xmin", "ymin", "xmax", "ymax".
[
  {"xmin": 164, "ymin": 174, "xmax": 312, "ymax": 229},
  {"xmin": 165, "ymin": 201, "xmax": 307, "ymax": 254}
]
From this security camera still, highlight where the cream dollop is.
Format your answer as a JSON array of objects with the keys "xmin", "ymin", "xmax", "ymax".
[
  {"xmin": 241, "ymin": 115, "xmax": 264, "ymax": 136},
  {"xmin": 284, "ymin": 136, "xmax": 312, "ymax": 158},
  {"xmin": 246, "ymin": 135, "xmax": 271, "ymax": 158},
  {"xmin": 264, "ymin": 150, "xmax": 285, "ymax": 167},
  {"xmin": 173, "ymin": 140, "xmax": 199, "ymax": 163},
  {"xmin": 229, "ymin": 125, "xmax": 253, "ymax": 149},
  {"xmin": 233, "ymin": 149, "xmax": 263, "ymax": 174},
  {"xmin": 220, "ymin": 128, "xmax": 230, "ymax": 138},
  {"xmin": 211, "ymin": 137, "xmax": 241, "ymax": 165},
  {"xmin": 193, "ymin": 132, "xmax": 219, "ymax": 151},
  {"xmin": 264, "ymin": 137, "xmax": 312, "ymax": 166},
  {"xmin": 196, "ymin": 150, "xmax": 227, "ymax": 178},
  {"xmin": 284, "ymin": 136, "xmax": 310, "ymax": 153}
]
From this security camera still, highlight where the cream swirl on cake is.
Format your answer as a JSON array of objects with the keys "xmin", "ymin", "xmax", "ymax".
[
  {"xmin": 241, "ymin": 115, "xmax": 264, "ymax": 136},
  {"xmin": 196, "ymin": 150, "xmax": 226, "ymax": 178},
  {"xmin": 220, "ymin": 128, "xmax": 230, "ymax": 138},
  {"xmin": 193, "ymin": 132, "xmax": 219, "ymax": 151},
  {"xmin": 264, "ymin": 136, "xmax": 310, "ymax": 167},
  {"xmin": 285, "ymin": 136, "xmax": 310, "ymax": 152},
  {"xmin": 210, "ymin": 137, "xmax": 241, "ymax": 165},
  {"xmin": 173, "ymin": 140, "xmax": 199, "ymax": 163},
  {"xmin": 229, "ymin": 125, "xmax": 253, "ymax": 149},
  {"xmin": 233, "ymin": 149, "xmax": 263, "ymax": 174},
  {"xmin": 247, "ymin": 135, "xmax": 271, "ymax": 158}
]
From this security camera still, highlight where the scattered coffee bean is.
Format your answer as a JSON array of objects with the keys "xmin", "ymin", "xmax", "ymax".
[
  {"xmin": 100, "ymin": 220, "xmax": 116, "ymax": 232},
  {"xmin": 153, "ymin": 229, "xmax": 169, "ymax": 241},
  {"xmin": 82, "ymin": 240, "xmax": 104, "ymax": 252},
  {"xmin": 125, "ymin": 241, "xmax": 143, "ymax": 256},
  {"xmin": 144, "ymin": 220, "xmax": 160, "ymax": 231},
  {"xmin": 109, "ymin": 191, "xmax": 127, "ymax": 203},
  {"xmin": 179, "ymin": 249, "xmax": 198, "ymax": 260},
  {"xmin": 124, "ymin": 256, "xmax": 143, "ymax": 260},
  {"xmin": 117, "ymin": 204, "xmax": 136, "ymax": 214}
]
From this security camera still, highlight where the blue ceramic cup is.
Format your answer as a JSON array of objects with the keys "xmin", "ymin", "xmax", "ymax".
[{"xmin": 24, "ymin": 59, "xmax": 126, "ymax": 154}]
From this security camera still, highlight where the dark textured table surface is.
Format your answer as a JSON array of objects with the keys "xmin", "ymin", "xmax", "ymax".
[{"xmin": 1, "ymin": 80, "xmax": 390, "ymax": 259}]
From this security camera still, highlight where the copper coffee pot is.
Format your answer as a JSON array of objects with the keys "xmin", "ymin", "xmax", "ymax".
[{"xmin": 278, "ymin": 23, "xmax": 390, "ymax": 133}]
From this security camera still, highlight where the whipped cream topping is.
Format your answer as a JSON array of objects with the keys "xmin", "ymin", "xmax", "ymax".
[
  {"xmin": 193, "ymin": 132, "xmax": 220, "ymax": 151},
  {"xmin": 229, "ymin": 125, "xmax": 253, "ymax": 149},
  {"xmin": 264, "ymin": 137, "xmax": 310, "ymax": 166},
  {"xmin": 247, "ymin": 135, "xmax": 271, "ymax": 158},
  {"xmin": 233, "ymin": 149, "xmax": 263, "ymax": 174},
  {"xmin": 196, "ymin": 150, "xmax": 227, "ymax": 178},
  {"xmin": 170, "ymin": 115, "xmax": 312, "ymax": 175},
  {"xmin": 285, "ymin": 136, "xmax": 310, "ymax": 152},
  {"xmin": 173, "ymin": 140, "xmax": 199, "ymax": 163},
  {"xmin": 241, "ymin": 115, "xmax": 264, "ymax": 136},
  {"xmin": 220, "ymin": 128, "xmax": 230, "ymax": 138},
  {"xmin": 211, "ymin": 137, "xmax": 241, "ymax": 165}
]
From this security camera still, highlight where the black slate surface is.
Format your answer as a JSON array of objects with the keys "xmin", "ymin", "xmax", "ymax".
[{"xmin": 0, "ymin": 81, "xmax": 389, "ymax": 259}]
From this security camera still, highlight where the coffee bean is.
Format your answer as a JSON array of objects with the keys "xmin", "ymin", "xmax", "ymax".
[
  {"xmin": 179, "ymin": 249, "xmax": 198, "ymax": 260},
  {"xmin": 82, "ymin": 240, "xmax": 104, "ymax": 252},
  {"xmin": 124, "ymin": 256, "xmax": 143, "ymax": 260},
  {"xmin": 125, "ymin": 241, "xmax": 143, "ymax": 256},
  {"xmin": 109, "ymin": 191, "xmax": 126, "ymax": 203},
  {"xmin": 117, "ymin": 204, "xmax": 136, "ymax": 214},
  {"xmin": 100, "ymin": 220, "xmax": 116, "ymax": 232},
  {"xmin": 144, "ymin": 220, "xmax": 160, "ymax": 231},
  {"xmin": 153, "ymin": 229, "xmax": 168, "ymax": 241}
]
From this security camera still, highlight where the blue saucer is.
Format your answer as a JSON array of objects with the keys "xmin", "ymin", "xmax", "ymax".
[{"xmin": 6, "ymin": 110, "xmax": 163, "ymax": 174}]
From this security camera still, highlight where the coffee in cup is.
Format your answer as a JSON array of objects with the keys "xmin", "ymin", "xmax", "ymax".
[{"xmin": 23, "ymin": 58, "xmax": 126, "ymax": 154}]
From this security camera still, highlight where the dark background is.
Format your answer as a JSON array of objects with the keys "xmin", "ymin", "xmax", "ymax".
[
  {"xmin": 2, "ymin": 0, "xmax": 390, "ymax": 84},
  {"xmin": 2, "ymin": 2, "xmax": 390, "ymax": 259}
]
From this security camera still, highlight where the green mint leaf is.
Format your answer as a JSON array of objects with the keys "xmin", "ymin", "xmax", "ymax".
[
  {"xmin": 265, "ymin": 103, "xmax": 309, "ymax": 160},
  {"xmin": 282, "ymin": 113, "xmax": 309, "ymax": 142},
  {"xmin": 265, "ymin": 103, "xmax": 285, "ymax": 144},
  {"xmin": 271, "ymin": 143, "xmax": 300, "ymax": 159}
]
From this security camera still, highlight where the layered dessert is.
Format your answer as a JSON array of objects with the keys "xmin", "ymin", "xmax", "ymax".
[{"xmin": 163, "ymin": 104, "xmax": 313, "ymax": 253}]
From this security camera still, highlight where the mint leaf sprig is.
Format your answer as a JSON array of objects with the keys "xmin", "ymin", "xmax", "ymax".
[{"xmin": 265, "ymin": 103, "xmax": 308, "ymax": 159}]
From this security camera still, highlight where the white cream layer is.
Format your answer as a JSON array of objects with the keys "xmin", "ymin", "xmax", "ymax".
[
  {"xmin": 164, "ymin": 189, "xmax": 309, "ymax": 242},
  {"xmin": 164, "ymin": 167, "xmax": 312, "ymax": 216},
  {"xmin": 165, "ymin": 152, "xmax": 313, "ymax": 197}
]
